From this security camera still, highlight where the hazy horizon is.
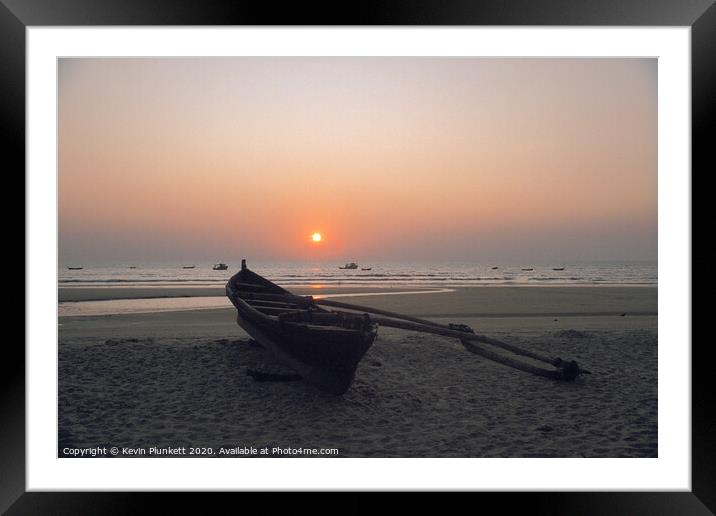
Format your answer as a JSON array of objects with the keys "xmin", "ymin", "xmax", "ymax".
[
  {"xmin": 59, "ymin": 57, "xmax": 657, "ymax": 265},
  {"xmin": 59, "ymin": 258, "xmax": 658, "ymax": 268}
]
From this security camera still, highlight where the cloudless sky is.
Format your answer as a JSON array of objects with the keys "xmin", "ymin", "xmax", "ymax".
[{"xmin": 59, "ymin": 58, "xmax": 657, "ymax": 264}]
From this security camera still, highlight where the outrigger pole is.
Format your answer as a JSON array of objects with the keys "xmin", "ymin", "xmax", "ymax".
[{"xmin": 313, "ymin": 298, "xmax": 589, "ymax": 381}]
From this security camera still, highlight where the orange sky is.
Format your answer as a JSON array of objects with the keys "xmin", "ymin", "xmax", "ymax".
[{"xmin": 59, "ymin": 58, "xmax": 656, "ymax": 264}]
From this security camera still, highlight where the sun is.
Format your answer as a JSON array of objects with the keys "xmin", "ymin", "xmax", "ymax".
[{"xmin": 311, "ymin": 232, "xmax": 322, "ymax": 243}]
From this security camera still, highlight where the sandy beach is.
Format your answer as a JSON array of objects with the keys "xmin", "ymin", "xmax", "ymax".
[{"xmin": 58, "ymin": 286, "xmax": 657, "ymax": 458}]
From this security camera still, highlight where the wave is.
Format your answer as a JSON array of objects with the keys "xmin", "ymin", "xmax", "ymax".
[{"xmin": 58, "ymin": 264, "xmax": 657, "ymax": 288}]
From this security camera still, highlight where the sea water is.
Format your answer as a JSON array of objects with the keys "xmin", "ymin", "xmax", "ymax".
[
  {"xmin": 59, "ymin": 261, "xmax": 657, "ymax": 289},
  {"xmin": 58, "ymin": 261, "xmax": 656, "ymax": 316}
]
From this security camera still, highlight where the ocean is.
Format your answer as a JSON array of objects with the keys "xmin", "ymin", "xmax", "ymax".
[{"xmin": 59, "ymin": 261, "xmax": 657, "ymax": 289}]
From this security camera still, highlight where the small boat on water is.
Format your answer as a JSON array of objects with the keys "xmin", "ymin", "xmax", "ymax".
[
  {"xmin": 339, "ymin": 262, "xmax": 358, "ymax": 270},
  {"xmin": 213, "ymin": 263, "xmax": 229, "ymax": 271},
  {"xmin": 183, "ymin": 265, "xmax": 196, "ymax": 269},
  {"xmin": 552, "ymin": 267, "xmax": 565, "ymax": 271},
  {"xmin": 361, "ymin": 267, "xmax": 372, "ymax": 271},
  {"xmin": 521, "ymin": 268, "xmax": 534, "ymax": 271},
  {"xmin": 491, "ymin": 266, "xmax": 499, "ymax": 270},
  {"xmin": 226, "ymin": 260, "xmax": 377, "ymax": 394},
  {"xmin": 128, "ymin": 266, "xmax": 137, "ymax": 269},
  {"xmin": 67, "ymin": 267, "xmax": 83, "ymax": 270},
  {"xmin": 226, "ymin": 260, "xmax": 588, "ymax": 395}
]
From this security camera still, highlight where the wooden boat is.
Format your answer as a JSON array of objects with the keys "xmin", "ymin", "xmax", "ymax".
[
  {"xmin": 339, "ymin": 262, "xmax": 358, "ymax": 270},
  {"xmin": 226, "ymin": 260, "xmax": 378, "ymax": 395},
  {"xmin": 227, "ymin": 260, "xmax": 588, "ymax": 394},
  {"xmin": 213, "ymin": 263, "xmax": 229, "ymax": 271}
]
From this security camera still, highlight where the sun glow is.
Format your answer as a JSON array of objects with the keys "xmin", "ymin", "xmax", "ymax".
[{"xmin": 312, "ymin": 232, "xmax": 322, "ymax": 243}]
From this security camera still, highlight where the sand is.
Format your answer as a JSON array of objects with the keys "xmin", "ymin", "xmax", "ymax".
[
  {"xmin": 58, "ymin": 286, "xmax": 410, "ymax": 302},
  {"xmin": 58, "ymin": 287, "xmax": 657, "ymax": 458}
]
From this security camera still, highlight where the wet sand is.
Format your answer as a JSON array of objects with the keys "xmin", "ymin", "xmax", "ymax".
[
  {"xmin": 58, "ymin": 287, "xmax": 657, "ymax": 458},
  {"xmin": 59, "ymin": 286, "xmax": 407, "ymax": 302}
]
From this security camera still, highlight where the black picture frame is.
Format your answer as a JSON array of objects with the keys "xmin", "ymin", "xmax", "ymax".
[{"xmin": 5, "ymin": 1, "xmax": 710, "ymax": 513}]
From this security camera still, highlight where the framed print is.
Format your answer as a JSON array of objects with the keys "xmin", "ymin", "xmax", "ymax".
[{"xmin": 5, "ymin": 0, "xmax": 711, "ymax": 513}]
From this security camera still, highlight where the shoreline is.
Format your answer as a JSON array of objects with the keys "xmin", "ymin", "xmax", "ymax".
[
  {"xmin": 58, "ymin": 284, "xmax": 657, "ymax": 303},
  {"xmin": 58, "ymin": 288, "xmax": 455, "ymax": 317},
  {"xmin": 59, "ymin": 285, "xmax": 657, "ymax": 319},
  {"xmin": 59, "ymin": 286, "xmax": 412, "ymax": 303}
]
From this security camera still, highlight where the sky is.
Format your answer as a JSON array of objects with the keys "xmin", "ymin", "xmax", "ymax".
[{"xmin": 59, "ymin": 58, "xmax": 657, "ymax": 265}]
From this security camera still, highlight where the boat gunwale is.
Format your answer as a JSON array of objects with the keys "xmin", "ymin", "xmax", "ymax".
[{"xmin": 226, "ymin": 278, "xmax": 376, "ymax": 335}]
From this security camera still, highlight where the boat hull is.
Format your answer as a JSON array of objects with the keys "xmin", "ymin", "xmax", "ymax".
[
  {"xmin": 226, "ymin": 261, "xmax": 377, "ymax": 395},
  {"xmin": 234, "ymin": 309, "xmax": 375, "ymax": 395}
]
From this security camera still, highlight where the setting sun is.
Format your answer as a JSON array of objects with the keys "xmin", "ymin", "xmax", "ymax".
[{"xmin": 311, "ymin": 232, "xmax": 322, "ymax": 243}]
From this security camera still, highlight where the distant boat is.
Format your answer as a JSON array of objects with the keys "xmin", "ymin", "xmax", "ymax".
[
  {"xmin": 213, "ymin": 263, "xmax": 229, "ymax": 271},
  {"xmin": 491, "ymin": 266, "xmax": 499, "ymax": 270},
  {"xmin": 339, "ymin": 262, "xmax": 358, "ymax": 270},
  {"xmin": 183, "ymin": 265, "xmax": 196, "ymax": 269},
  {"xmin": 361, "ymin": 267, "xmax": 372, "ymax": 271},
  {"xmin": 521, "ymin": 268, "xmax": 534, "ymax": 271},
  {"xmin": 552, "ymin": 267, "xmax": 565, "ymax": 271},
  {"xmin": 128, "ymin": 266, "xmax": 137, "ymax": 269},
  {"xmin": 67, "ymin": 267, "xmax": 83, "ymax": 270}
]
